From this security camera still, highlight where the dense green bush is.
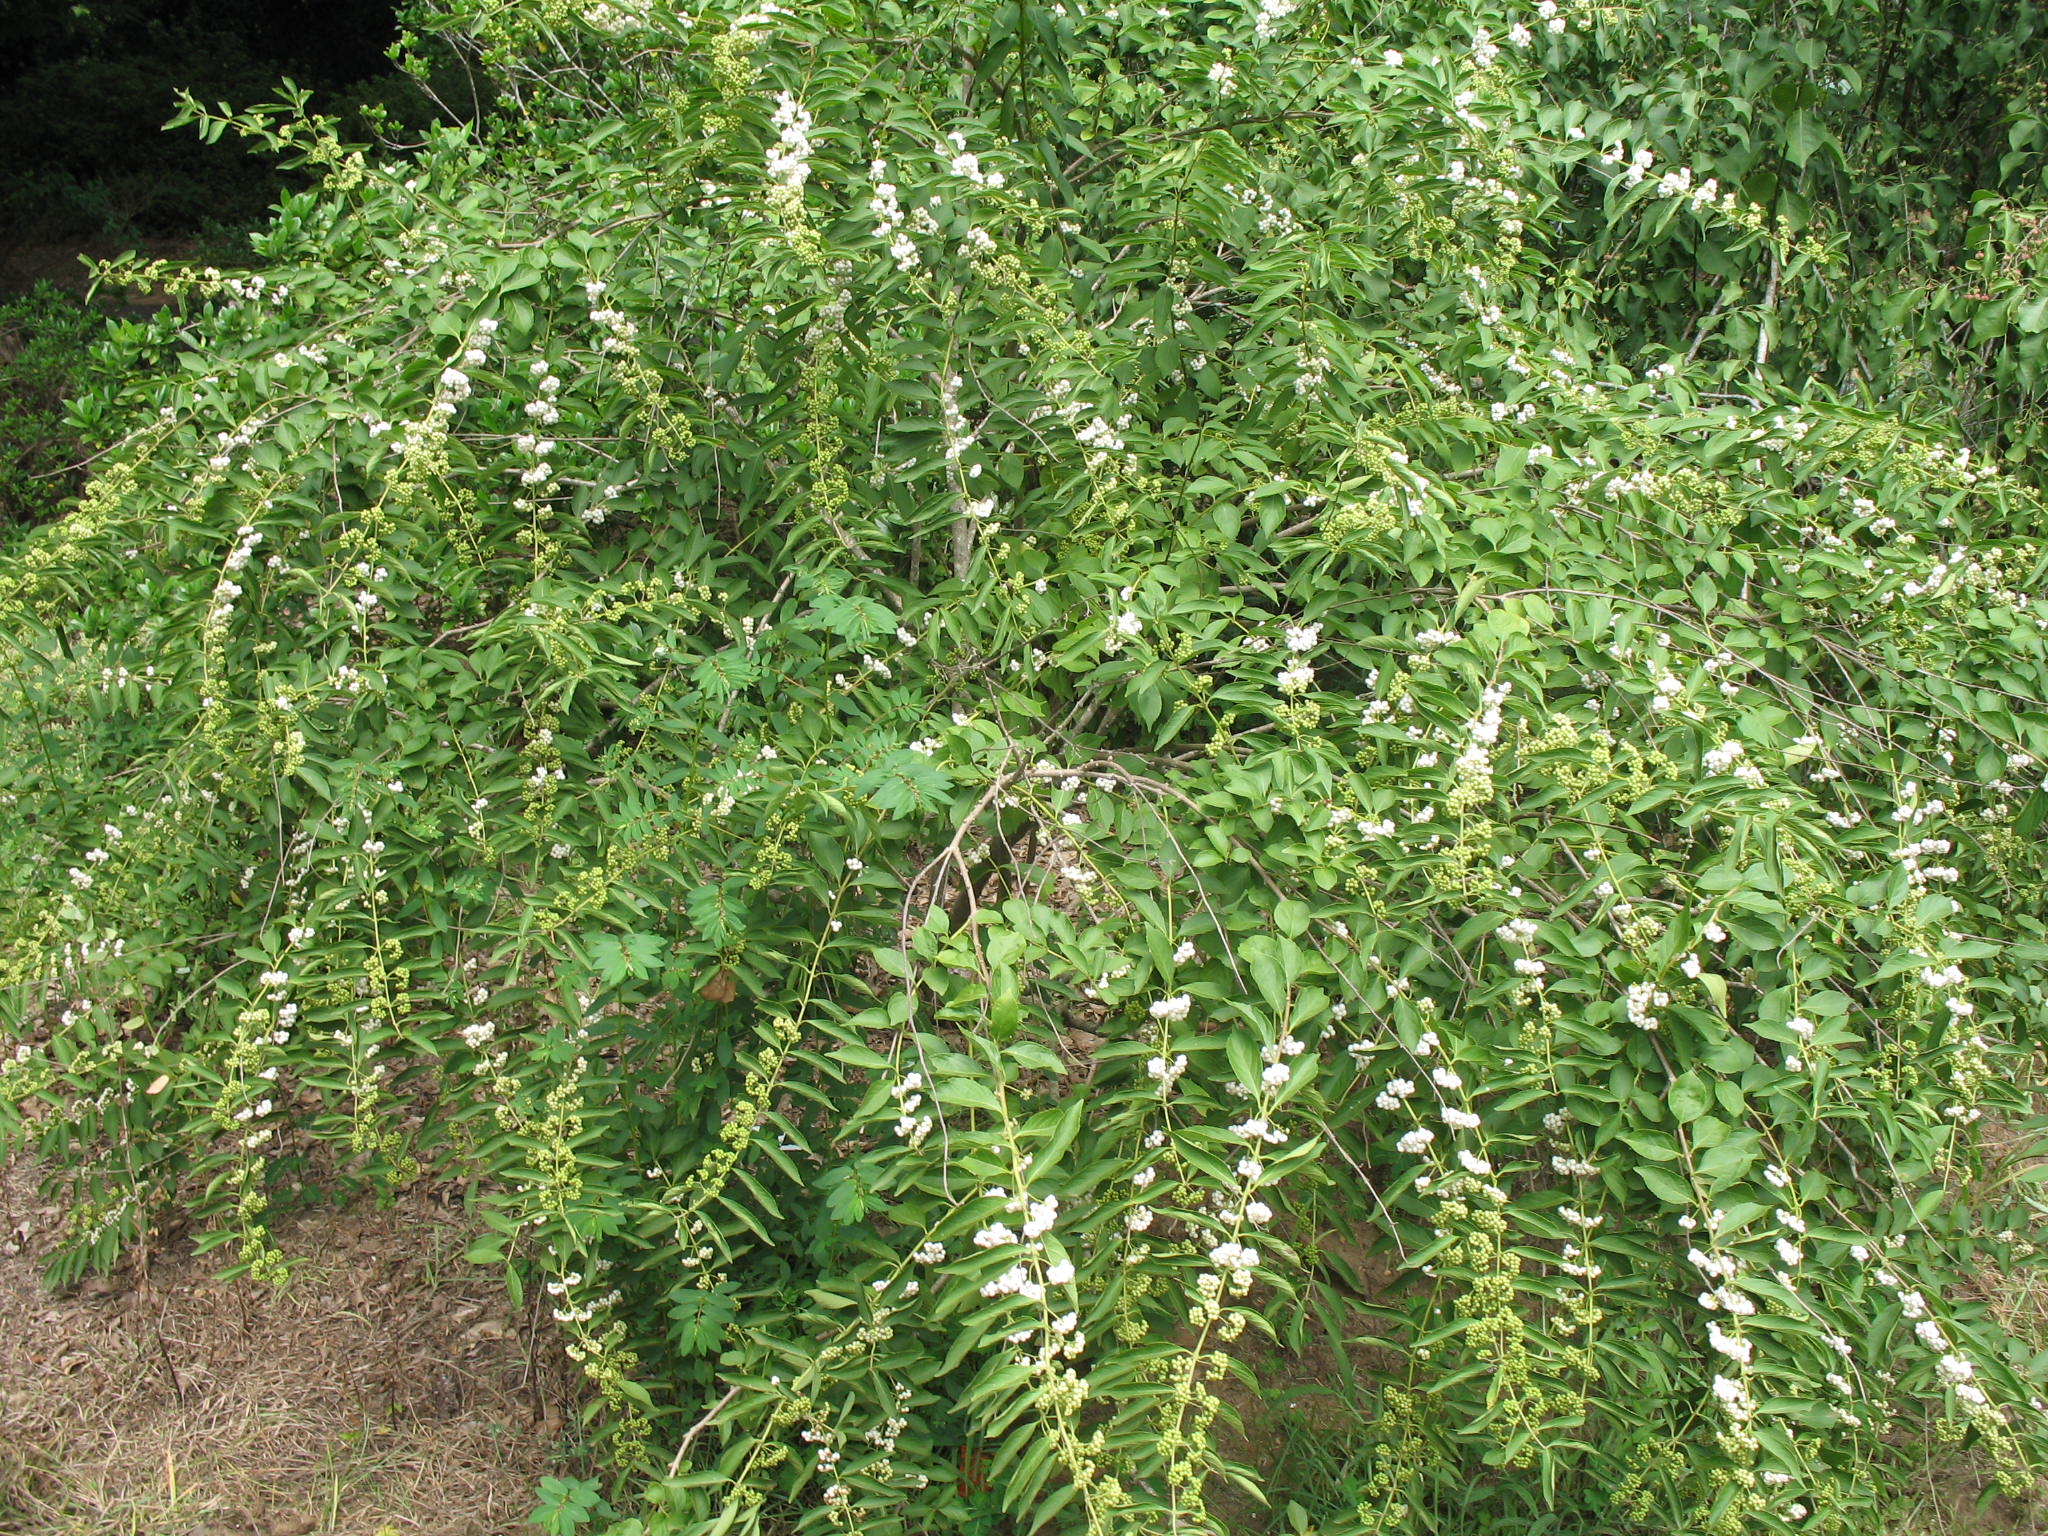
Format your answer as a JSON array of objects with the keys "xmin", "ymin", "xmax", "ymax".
[{"xmin": 5, "ymin": 2, "xmax": 2048, "ymax": 1533}]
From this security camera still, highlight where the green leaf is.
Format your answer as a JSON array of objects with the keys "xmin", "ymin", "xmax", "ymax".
[
  {"xmin": 804, "ymin": 591, "xmax": 896, "ymax": 643},
  {"xmin": 1698, "ymin": 972, "xmax": 1729, "ymax": 1017},
  {"xmin": 1695, "ymin": 1131, "xmax": 1763, "ymax": 1189},
  {"xmin": 686, "ymin": 878, "xmax": 751, "ymax": 944},
  {"xmin": 857, "ymin": 751, "xmax": 956, "ymax": 817},
  {"xmin": 588, "ymin": 930, "xmax": 664, "ymax": 986},
  {"xmin": 528, "ymin": 1476, "xmax": 610, "ymax": 1536},
  {"xmin": 2017, "ymin": 790, "xmax": 2048, "ymax": 840},
  {"xmin": 1619, "ymin": 1131, "xmax": 1681, "ymax": 1162},
  {"xmin": 1784, "ymin": 110, "xmax": 1830, "ymax": 168},
  {"xmin": 934, "ymin": 1075, "xmax": 1001, "ymax": 1112},
  {"xmin": 989, "ymin": 964, "xmax": 1021, "ymax": 1039},
  {"xmin": 1637, "ymin": 1164, "xmax": 1694, "ymax": 1206},
  {"xmin": 816, "ymin": 1163, "xmax": 884, "ymax": 1226},
  {"xmin": 689, "ymin": 649, "xmax": 759, "ymax": 700},
  {"xmin": 666, "ymin": 1284, "xmax": 739, "ymax": 1356},
  {"xmin": 1667, "ymin": 1072, "xmax": 1712, "ymax": 1125}
]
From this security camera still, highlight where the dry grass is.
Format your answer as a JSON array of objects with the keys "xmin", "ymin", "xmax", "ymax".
[
  {"xmin": 1888, "ymin": 1457, "xmax": 2048, "ymax": 1536},
  {"xmin": 0, "ymin": 1158, "xmax": 576, "ymax": 1536},
  {"xmin": 1886, "ymin": 1116, "xmax": 2048, "ymax": 1534},
  {"xmin": 1883, "ymin": 1270, "xmax": 2048, "ymax": 1534}
]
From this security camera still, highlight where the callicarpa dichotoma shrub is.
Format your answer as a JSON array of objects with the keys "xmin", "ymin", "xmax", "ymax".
[{"xmin": 5, "ymin": 1, "xmax": 2048, "ymax": 1533}]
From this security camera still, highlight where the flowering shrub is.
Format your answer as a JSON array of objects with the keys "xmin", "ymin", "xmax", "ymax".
[{"xmin": 6, "ymin": 1, "xmax": 2048, "ymax": 1533}]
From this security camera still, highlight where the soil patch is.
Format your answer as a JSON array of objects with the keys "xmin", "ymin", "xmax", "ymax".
[{"xmin": 0, "ymin": 1160, "xmax": 571, "ymax": 1535}]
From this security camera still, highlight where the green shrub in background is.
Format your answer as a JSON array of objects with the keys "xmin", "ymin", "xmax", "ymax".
[
  {"xmin": 0, "ymin": 283, "xmax": 102, "ymax": 532},
  {"xmin": 4, "ymin": 2, "xmax": 2048, "ymax": 1534}
]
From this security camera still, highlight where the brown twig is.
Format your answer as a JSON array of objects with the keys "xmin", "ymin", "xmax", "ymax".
[
  {"xmin": 152, "ymin": 1314, "xmax": 186, "ymax": 1405},
  {"xmin": 667, "ymin": 1383, "xmax": 744, "ymax": 1476}
]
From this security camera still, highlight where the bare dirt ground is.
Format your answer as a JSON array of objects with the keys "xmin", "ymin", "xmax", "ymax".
[{"xmin": 0, "ymin": 1159, "xmax": 573, "ymax": 1536}]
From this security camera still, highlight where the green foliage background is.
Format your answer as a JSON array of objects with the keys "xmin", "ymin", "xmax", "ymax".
[
  {"xmin": 6, "ymin": 1, "xmax": 2048, "ymax": 1533},
  {"xmin": 0, "ymin": 283, "xmax": 105, "ymax": 532}
]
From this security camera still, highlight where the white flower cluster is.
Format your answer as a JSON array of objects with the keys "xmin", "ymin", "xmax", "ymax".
[
  {"xmin": 1104, "ymin": 608, "xmax": 1143, "ymax": 655},
  {"xmin": 1149, "ymin": 993, "xmax": 1192, "ymax": 1023},
  {"xmin": 584, "ymin": 281, "xmax": 637, "ymax": 359},
  {"xmin": 1253, "ymin": 0, "xmax": 1297, "ymax": 41},
  {"xmin": 1702, "ymin": 739, "xmax": 1743, "ymax": 774},
  {"xmin": 1890, "ymin": 782, "xmax": 1946, "ymax": 827},
  {"xmin": 97, "ymin": 663, "xmax": 161, "ymax": 696},
  {"xmin": 938, "ymin": 372, "xmax": 976, "ymax": 465},
  {"xmin": 580, "ymin": 0, "xmax": 649, "ymax": 34},
  {"xmin": 1329, "ymin": 806, "xmax": 1396, "ymax": 839},
  {"xmin": 221, "ymin": 271, "xmax": 289, "ymax": 305},
  {"xmin": 207, "ymin": 525, "xmax": 265, "ymax": 630},
  {"xmin": 1075, "ymin": 414, "xmax": 1130, "ymax": 457},
  {"xmin": 1258, "ymin": 1034, "xmax": 1305, "ymax": 1088},
  {"xmin": 1711, "ymin": 1372, "xmax": 1755, "ymax": 1423},
  {"xmin": 1231, "ymin": 1114, "xmax": 1289, "ymax": 1147},
  {"xmin": 945, "ymin": 131, "xmax": 1005, "ymax": 190},
  {"xmin": 981, "ymin": 1264, "xmax": 1044, "ymax": 1301},
  {"xmin": 1655, "ymin": 164, "xmax": 1738, "ymax": 216},
  {"xmin": 1294, "ymin": 349, "xmax": 1331, "ymax": 395},
  {"xmin": 1893, "ymin": 836, "xmax": 1958, "ymax": 888},
  {"xmin": 1208, "ymin": 1239, "xmax": 1259, "ymax": 1274},
  {"xmin": 1147, "ymin": 1053, "xmax": 1189, "ymax": 1094},
  {"xmin": 1601, "ymin": 141, "xmax": 1658, "ymax": 186},
  {"xmin": 765, "ymin": 93, "xmax": 814, "ymax": 196},
  {"xmin": 868, "ymin": 159, "xmax": 921, "ymax": 272},
  {"xmin": 1625, "ymin": 980, "xmax": 1667, "ymax": 1031},
  {"xmin": 890, "ymin": 1072, "xmax": 933, "ymax": 1146},
  {"xmin": 1219, "ymin": 180, "xmax": 1299, "ymax": 238}
]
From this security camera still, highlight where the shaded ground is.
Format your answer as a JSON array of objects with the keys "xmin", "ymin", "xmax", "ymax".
[
  {"xmin": 1198, "ymin": 1218, "xmax": 2048, "ymax": 1536},
  {"xmin": 2, "ymin": 1140, "xmax": 2043, "ymax": 1535},
  {"xmin": 0, "ymin": 1160, "xmax": 571, "ymax": 1536}
]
